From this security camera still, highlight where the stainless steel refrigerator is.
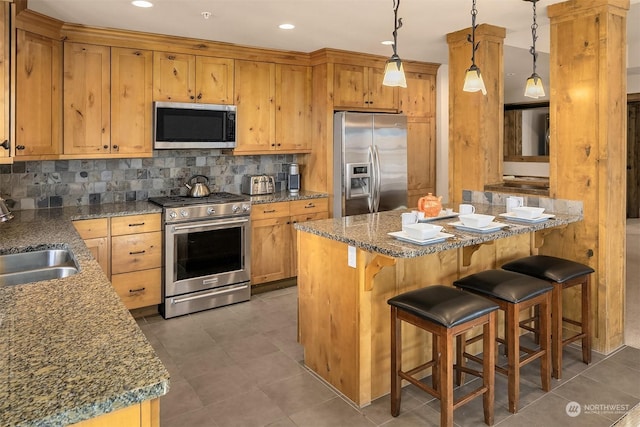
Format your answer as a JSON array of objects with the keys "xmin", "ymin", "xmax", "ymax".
[{"xmin": 333, "ymin": 112, "xmax": 408, "ymax": 217}]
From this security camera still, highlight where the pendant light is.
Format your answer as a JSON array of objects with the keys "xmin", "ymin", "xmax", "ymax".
[
  {"xmin": 524, "ymin": 0, "xmax": 545, "ymax": 98},
  {"xmin": 462, "ymin": 0, "xmax": 487, "ymax": 95},
  {"xmin": 382, "ymin": 0, "xmax": 407, "ymax": 88}
]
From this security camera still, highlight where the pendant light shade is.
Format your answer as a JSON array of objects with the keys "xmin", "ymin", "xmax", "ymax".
[
  {"xmin": 524, "ymin": 0, "xmax": 545, "ymax": 99},
  {"xmin": 382, "ymin": 0, "xmax": 407, "ymax": 88},
  {"xmin": 462, "ymin": 0, "xmax": 486, "ymax": 95},
  {"xmin": 383, "ymin": 55, "xmax": 407, "ymax": 87}
]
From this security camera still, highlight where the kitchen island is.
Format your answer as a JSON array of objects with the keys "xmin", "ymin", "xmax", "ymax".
[
  {"xmin": 0, "ymin": 203, "xmax": 169, "ymax": 426},
  {"xmin": 294, "ymin": 192, "xmax": 583, "ymax": 407}
]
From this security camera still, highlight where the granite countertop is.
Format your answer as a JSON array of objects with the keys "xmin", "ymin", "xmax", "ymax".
[
  {"xmin": 0, "ymin": 202, "xmax": 168, "ymax": 427},
  {"xmin": 294, "ymin": 204, "xmax": 583, "ymax": 259},
  {"xmin": 249, "ymin": 190, "xmax": 328, "ymax": 205}
]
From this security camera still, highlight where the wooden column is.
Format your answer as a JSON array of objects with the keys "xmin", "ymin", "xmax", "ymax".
[
  {"xmin": 546, "ymin": 0, "xmax": 629, "ymax": 353},
  {"xmin": 447, "ymin": 24, "xmax": 506, "ymax": 204}
]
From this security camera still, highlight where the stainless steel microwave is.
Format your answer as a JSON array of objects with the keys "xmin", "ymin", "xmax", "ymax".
[{"xmin": 153, "ymin": 102, "xmax": 236, "ymax": 149}]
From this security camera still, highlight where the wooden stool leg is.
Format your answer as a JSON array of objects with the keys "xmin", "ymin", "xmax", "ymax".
[
  {"xmin": 455, "ymin": 332, "xmax": 465, "ymax": 386},
  {"xmin": 391, "ymin": 307, "xmax": 401, "ymax": 417},
  {"xmin": 433, "ymin": 334, "xmax": 440, "ymax": 391},
  {"xmin": 539, "ymin": 294, "xmax": 552, "ymax": 392},
  {"xmin": 440, "ymin": 330, "xmax": 454, "ymax": 427},
  {"xmin": 506, "ymin": 303, "xmax": 520, "ymax": 413},
  {"xmin": 551, "ymin": 284, "xmax": 563, "ymax": 379},
  {"xmin": 582, "ymin": 275, "xmax": 592, "ymax": 364},
  {"xmin": 483, "ymin": 311, "xmax": 496, "ymax": 426}
]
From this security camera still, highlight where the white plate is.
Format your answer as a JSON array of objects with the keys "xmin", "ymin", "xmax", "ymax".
[
  {"xmin": 499, "ymin": 213, "xmax": 555, "ymax": 223},
  {"xmin": 388, "ymin": 231, "xmax": 454, "ymax": 245},
  {"xmin": 448, "ymin": 221, "xmax": 509, "ymax": 233},
  {"xmin": 418, "ymin": 211, "xmax": 459, "ymax": 222}
]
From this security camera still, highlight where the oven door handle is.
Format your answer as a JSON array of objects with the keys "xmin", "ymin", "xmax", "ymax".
[
  {"xmin": 171, "ymin": 218, "xmax": 249, "ymax": 232},
  {"xmin": 170, "ymin": 283, "xmax": 250, "ymax": 305}
]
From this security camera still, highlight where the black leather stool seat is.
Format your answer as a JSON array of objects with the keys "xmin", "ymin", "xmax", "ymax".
[
  {"xmin": 387, "ymin": 285, "xmax": 499, "ymax": 328},
  {"xmin": 454, "ymin": 270, "xmax": 553, "ymax": 303},
  {"xmin": 502, "ymin": 255, "xmax": 595, "ymax": 283}
]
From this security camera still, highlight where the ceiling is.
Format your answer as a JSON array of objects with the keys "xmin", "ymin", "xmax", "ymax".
[{"xmin": 27, "ymin": 0, "xmax": 640, "ymax": 102}]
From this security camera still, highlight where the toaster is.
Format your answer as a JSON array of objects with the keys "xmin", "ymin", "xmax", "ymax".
[{"xmin": 241, "ymin": 174, "xmax": 276, "ymax": 195}]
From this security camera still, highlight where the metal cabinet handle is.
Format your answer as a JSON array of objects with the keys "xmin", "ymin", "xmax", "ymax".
[
  {"xmin": 304, "ymin": 203, "xmax": 316, "ymax": 208},
  {"xmin": 16, "ymin": 145, "xmax": 25, "ymax": 150},
  {"xmin": 129, "ymin": 287, "xmax": 146, "ymax": 293},
  {"xmin": 129, "ymin": 250, "xmax": 146, "ymax": 255},
  {"xmin": 129, "ymin": 222, "xmax": 145, "ymax": 227},
  {"xmin": 0, "ymin": 140, "xmax": 9, "ymax": 150}
]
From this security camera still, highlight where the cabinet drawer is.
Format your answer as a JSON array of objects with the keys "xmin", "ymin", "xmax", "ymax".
[
  {"xmin": 250, "ymin": 202, "xmax": 290, "ymax": 220},
  {"xmin": 111, "ymin": 213, "xmax": 161, "ymax": 236},
  {"xmin": 111, "ymin": 231, "xmax": 162, "ymax": 274},
  {"xmin": 111, "ymin": 268, "xmax": 162, "ymax": 309},
  {"xmin": 73, "ymin": 218, "xmax": 109, "ymax": 239},
  {"xmin": 291, "ymin": 211, "xmax": 329, "ymax": 224},
  {"xmin": 289, "ymin": 199, "xmax": 328, "ymax": 216}
]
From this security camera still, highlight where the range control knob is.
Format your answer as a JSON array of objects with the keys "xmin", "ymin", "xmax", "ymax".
[
  {"xmin": 232, "ymin": 204, "xmax": 240, "ymax": 213},
  {"xmin": 168, "ymin": 210, "xmax": 178, "ymax": 220},
  {"xmin": 180, "ymin": 209, "xmax": 189, "ymax": 218},
  {"xmin": 207, "ymin": 207, "xmax": 216, "ymax": 215},
  {"xmin": 242, "ymin": 204, "xmax": 251, "ymax": 212}
]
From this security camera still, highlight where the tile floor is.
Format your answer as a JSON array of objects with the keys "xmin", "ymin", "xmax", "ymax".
[{"xmin": 136, "ymin": 283, "xmax": 640, "ymax": 427}]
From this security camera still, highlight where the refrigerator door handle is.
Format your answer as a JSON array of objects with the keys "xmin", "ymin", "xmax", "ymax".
[
  {"xmin": 372, "ymin": 145, "xmax": 381, "ymax": 212},
  {"xmin": 367, "ymin": 146, "xmax": 375, "ymax": 213}
]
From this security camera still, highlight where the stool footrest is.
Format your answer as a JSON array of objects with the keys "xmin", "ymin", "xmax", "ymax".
[{"xmin": 563, "ymin": 332, "xmax": 587, "ymax": 346}]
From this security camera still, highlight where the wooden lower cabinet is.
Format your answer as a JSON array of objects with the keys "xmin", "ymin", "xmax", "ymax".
[
  {"xmin": 73, "ymin": 213, "xmax": 162, "ymax": 310},
  {"xmin": 250, "ymin": 198, "xmax": 328, "ymax": 285},
  {"xmin": 71, "ymin": 398, "xmax": 159, "ymax": 427}
]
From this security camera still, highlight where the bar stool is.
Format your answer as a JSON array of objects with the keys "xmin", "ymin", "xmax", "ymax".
[
  {"xmin": 502, "ymin": 255, "xmax": 594, "ymax": 379},
  {"xmin": 388, "ymin": 285, "xmax": 499, "ymax": 427},
  {"xmin": 453, "ymin": 270, "xmax": 553, "ymax": 413}
]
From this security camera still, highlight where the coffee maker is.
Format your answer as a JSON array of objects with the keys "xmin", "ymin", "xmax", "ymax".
[{"xmin": 287, "ymin": 163, "xmax": 300, "ymax": 194}]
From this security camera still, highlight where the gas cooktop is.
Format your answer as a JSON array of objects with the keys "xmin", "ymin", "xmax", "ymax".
[{"xmin": 149, "ymin": 192, "xmax": 250, "ymax": 208}]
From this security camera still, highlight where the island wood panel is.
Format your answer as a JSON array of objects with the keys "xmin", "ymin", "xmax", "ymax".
[
  {"xmin": 547, "ymin": 0, "xmax": 628, "ymax": 352},
  {"xmin": 298, "ymin": 229, "xmax": 535, "ymax": 406},
  {"xmin": 297, "ymin": 232, "xmax": 360, "ymax": 402},
  {"xmin": 70, "ymin": 398, "xmax": 159, "ymax": 427}
]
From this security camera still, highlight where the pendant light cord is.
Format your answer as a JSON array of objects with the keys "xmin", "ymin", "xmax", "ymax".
[
  {"xmin": 391, "ymin": 0, "xmax": 403, "ymax": 58},
  {"xmin": 467, "ymin": 0, "xmax": 480, "ymax": 68},
  {"xmin": 529, "ymin": 0, "xmax": 539, "ymax": 77}
]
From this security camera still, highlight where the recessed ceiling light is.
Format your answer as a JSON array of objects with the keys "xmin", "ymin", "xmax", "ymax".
[
  {"xmin": 381, "ymin": 40, "xmax": 394, "ymax": 46},
  {"xmin": 279, "ymin": 23, "xmax": 295, "ymax": 30},
  {"xmin": 132, "ymin": 1, "xmax": 153, "ymax": 8}
]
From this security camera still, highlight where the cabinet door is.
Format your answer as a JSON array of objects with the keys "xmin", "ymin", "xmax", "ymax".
[
  {"xmin": 333, "ymin": 63, "xmax": 367, "ymax": 109},
  {"xmin": 233, "ymin": 60, "xmax": 275, "ymax": 153},
  {"xmin": 111, "ymin": 47, "xmax": 153, "ymax": 155},
  {"xmin": 15, "ymin": 30, "xmax": 62, "ymax": 157},
  {"xmin": 367, "ymin": 67, "xmax": 398, "ymax": 110},
  {"xmin": 63, "ymin": 42, "xmax": 111, "ymax": 155},
  {"xmin": 73, "ymin": 217, "xmax": 110, "ymax": 277},
  {"xmin": 152, "ymin": 51, "xmax": 195, "ymax": 102},
  {"xmin": 84, "ymin": 237, "xmax": 110, "ymax": 277},
  {"xmin": 251, "ymin": 216, "xmax": 291, "ymax": 285},
  {"xmin": 290, "ymin": 210, "xmax": 328, "ymax": 277},
  {"xmin": 407, "ymin": 119, "xmax": 436, "ymax": 208},
  {"xmin": 195, "ymin": 56, "xmax": 234, "ymax": 104},
  {"xmin": 0, "ymin": 2, "xmax": 9, "ymax": 161},
  {"xmin": 400, "ymin": 71, "xmax": 435, "ymax": 119},
  {"xmin": 275, "ymin": 64, "xmax": 311, "ymax": 152}
]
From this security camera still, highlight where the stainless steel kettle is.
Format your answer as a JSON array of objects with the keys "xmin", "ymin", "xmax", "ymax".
[{"xmin": 185, "ymin": 175, "xmax": 211, "ymax": 198}]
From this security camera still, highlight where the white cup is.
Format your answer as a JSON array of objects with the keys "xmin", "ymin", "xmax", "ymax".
[
  {"xmin": 401, "ymin": 212, "xmax": 418, "ymax": 225},
  {"xmin": 413, "ymin": 210, "xmax": 426, "ymax": 220},
  {"xmin": 506, "ymin": 197, "xmax": 523, "ymax": 212},
  {"xmin": 458, "ymin": 204, "xmax": 476, "ymax": 215}
]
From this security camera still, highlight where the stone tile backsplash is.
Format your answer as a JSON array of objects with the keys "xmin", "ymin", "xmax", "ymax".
[{"xmin": 0, "ymin": 150, "xmax": 297, "ymax": 210}]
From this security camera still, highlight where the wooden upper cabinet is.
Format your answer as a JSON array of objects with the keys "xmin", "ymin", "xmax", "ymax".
[
  {"xmin": 195, "ymin": 56, "xmax": 234, "ymax": 104},
  {"xmin": 0, "ymin": 2, "xmax": 10, "ymax": 161},
  {"xmin": 333, "ymin": 63, "xmax": 398, "ymax": 111},
  {"xmin": 153, "ymin": 52, "xmax": 234, "ymax": 104},
  {"xmin": 15, "ymin": 30, "xmax": 62, "ymax": 157},
  {"xmin": 233, "ymin": 60, "xmax": 275, "ymax": 153},
  {"xmin": 63, "ymin": 42, "xmax": 111, "ymax": 155},
  {"xmin": 152, "ymin": 51, "xmax": 195, "ymax": 102},
  {"xmin": 111, "ymin": 47, "xmax": 153, "ymax": 155},
  {"xmin": 275, "ymin": 64, "xmax": 312, "ymax": 152},
  {"xmin": 400, "ymin": 71, "xmax": 436, "ymax": 119}
]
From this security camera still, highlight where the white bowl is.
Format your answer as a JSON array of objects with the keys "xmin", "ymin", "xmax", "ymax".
[
  {"xmin": 512, "ymin": 206, "xmax": 545, "ymax": 219},
  {"xmin": 458, "ymin": 213, "xmax": 495, "ymax": 228},
  {"xmin": 402, "ymin": 223, "xmax": 443, "ymax": 240}
]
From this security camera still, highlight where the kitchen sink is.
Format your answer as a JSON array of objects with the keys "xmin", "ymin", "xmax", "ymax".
[{"xmin": 0, "ymin": 249, "xmax": 79, "ymax": 286}]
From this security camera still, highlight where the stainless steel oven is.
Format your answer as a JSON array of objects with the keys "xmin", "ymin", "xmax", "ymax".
[{"xmin": 149, "ymin": 193, "xmax": 251, "ymax": 318}]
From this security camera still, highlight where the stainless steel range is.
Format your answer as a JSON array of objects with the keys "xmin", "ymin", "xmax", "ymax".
[{"xmin": 149, "ymin": 192, "xmax": 251, "ymax": 318}]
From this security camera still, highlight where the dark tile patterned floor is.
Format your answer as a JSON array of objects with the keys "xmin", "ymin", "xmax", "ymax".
[{"xmin": 136, "ymin": 286, "xmax": 640, "ymax": 427}]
